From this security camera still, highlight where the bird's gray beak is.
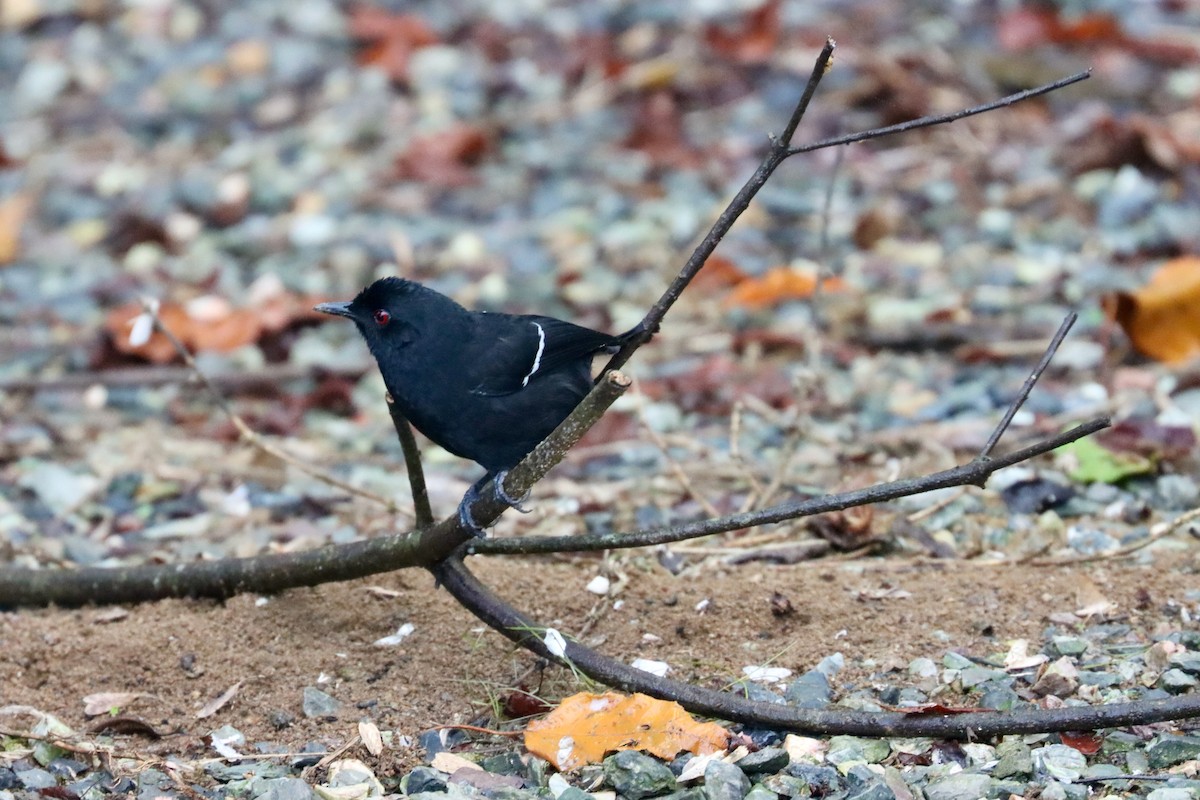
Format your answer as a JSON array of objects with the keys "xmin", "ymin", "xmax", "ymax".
[{"xmin": 314, "ymin": 301, "xmax": 354, "ymax": 319}]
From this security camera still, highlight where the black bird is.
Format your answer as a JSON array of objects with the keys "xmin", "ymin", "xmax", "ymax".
[{"xmin": 315, "ymin": 277, "xmax": 643, "ymax": 534}]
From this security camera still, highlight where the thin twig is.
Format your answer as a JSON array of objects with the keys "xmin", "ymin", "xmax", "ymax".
[
  {"xmin": 386, "ymin": 394, "xmax": 434, "ymax": 527},
  {"xmin": 141, "ymin": 300, "xmax": 401, "ymax": 514},
  {"xmin": 472, "ymin": 418, "xmax": 1108, "ymax": 556},
  {"xmin": 601, "ymin": 38, "xmax": 839, "ymax": 377},
  {"xmin": 787, "ymin": 70, "xmax": 1092, "ymax": 156},
  {"xmin": 979, "ymin": 312, "xmax": 1077, "ymax": 459},
  {"xmin": 1029, "ymin": 505, "xmax": 1200, "ymax": 567},
  {"xmin": 637, "ymin": 391, "xmax": 721, "ymax": 518}
]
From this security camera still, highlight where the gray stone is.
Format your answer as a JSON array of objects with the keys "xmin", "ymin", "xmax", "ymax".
[
  {"xmin": 602, "ymin": 751, "xmax": 678, "ymax": 800},
  {"xmin": 15, "ymin": 768, "xmax": 55, "ymax": 790},
  {"xmin": 1170, "ymin": 653, "xmax": 1200, "ymax": 675},
  {"xmin": 781, "ymin": 765, "xmax": 840, "ymax": 794},
  {"xmin": 558, "ymin": 789, "xmax": 593, "ymax": 800},
  {"xmin": 1148, "ymin": 734, "xmax": 1200, "ymax": 769},
  {"xmin": 18, "ymin": 461, "xmax": 99, "ymax": 515},
  {"xmin": 404, "ymin": 767, "xmax": 447, "ymax": 794},
  {"xmin": 826, "ymin": 736, "xmax": 890, "ymax": 766},
  {"xmin": 942, "ymin": 652, "xmax": 973, "ymax": 670},
  {"xmin": 1156, "ymin": 475, "xmax": 1199, "ymax": 510},
  {"xmin": 784, "ymin": 670, "xmax": 832, "ymax": 709},
  {"xmin": 845, "ymin": 780, "xmax": 895, "ymax": 800},
  {"xmin": 923, "ymin": 772, "xmax": 993, "ymax": 800},
  {"xmin": 743, "ymin": 785, "xmax": 775, "ymax": 800},
  {"xmin": 760, "ymin": 774, "xmax": 815, "ymax": 797},
  {"xmin": 248, "ymin": 777, "xmax": 316, "ymax": 800},
  {"xmin": 1146, "ymin": 789, "xmax": 1196, "ymax": 800},
  {"xmin": 976, "ymin": 682, "xmax": 1020, "ymax": 711},
  {"xmin": 993, "ymin": 739, "xmax": 1032, "ymax": 780},
  {"xmin": 1160, "ymin": 669, "xmax": 1200, "ymax": 693},
  {"xmin": 703, "ymin": 760, "xmax": 750, "ymax": 800},
  {"xmin": 301, "ymin": 686, "xmax": 341, "ymax": 718},
  {"xmin": 735, "ymin": 748, "xmax": 789, "ymax": 775},
  {"xmin": 1050, "ymin": 636, "xmax": 1089, "ymax": 656},
  {"xmin": 1032, "ymin": 744, "xmax": 1086, "ymax": 783}
]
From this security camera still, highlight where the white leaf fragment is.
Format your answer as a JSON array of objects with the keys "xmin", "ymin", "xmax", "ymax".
[
  {"xmin": 630, "ymin": 658, "xmax": 670, "ymax": 677},
  {"xmin": 742, "ymin": 665, "xmax": 792, "ymax": 683},
  {"xmin": 544, "ymin": 628, "xmax": 567, "ymax": 658},
  {"xmin": 373, "ymin": 622, "xmax": 415, "ymax": 647}
]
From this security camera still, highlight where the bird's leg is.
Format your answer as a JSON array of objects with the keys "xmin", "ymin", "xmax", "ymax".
[
  {"xmin": 493, "ymin": 469, "xmax": 531, "ymax": 513},
  {"xmin": 457, "ymin": 477, "xmax": 490, "ymax": 538}
]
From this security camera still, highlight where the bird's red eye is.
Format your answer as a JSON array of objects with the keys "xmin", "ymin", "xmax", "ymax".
[{"xmin": 373, "ymin": 309, "xmax": 391, "ymax": 326}]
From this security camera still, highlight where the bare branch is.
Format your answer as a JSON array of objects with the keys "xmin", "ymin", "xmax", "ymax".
[
  {"xmin": 140, "ymin": 300, "xmax": 401, "ymax": 514},
  {"xmin": 386, "ymin": 394, "xmax": 434, "ymax": 527},
  {"xmin": 471, "ymin": 417, "xmax": 1108, "ymax": 556},
  {"xmin": 979, "ymin": 312, "xmax": 1076, "ymax": 459},
  {"xmin": 434, "ymin": 555, "xmax": 1200, "ymax": 737},
  {"xmin": 787, "ymin": 70, "xmax": 1092, "ymax": 156},
  {"xmin": 600, "ymin": 39, "xmax": 838, "ymax": 376}
]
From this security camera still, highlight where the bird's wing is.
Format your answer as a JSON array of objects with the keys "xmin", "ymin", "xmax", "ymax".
[{"xmin": 470, "ymin": 315, "xmax": 618, "ymax": 396}]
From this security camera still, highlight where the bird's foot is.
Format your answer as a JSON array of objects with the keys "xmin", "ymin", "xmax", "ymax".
[
  {"xmin": 457, "ymin": 484, "xmax": 489, "ymax": 538},
  {"xmin": 493, "ymin": 470, "xmax": 531, "ymax": 513}
]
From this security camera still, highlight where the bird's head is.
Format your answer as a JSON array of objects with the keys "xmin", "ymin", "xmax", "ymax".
[{"xmin": 315, "ymin": 277, "xmax": 466, "ymax": 367}]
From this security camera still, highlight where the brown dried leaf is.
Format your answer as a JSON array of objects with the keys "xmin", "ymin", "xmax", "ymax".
[
  {"xmin": 196, "ymin": 681, "xmax": 241, "ymax": 719},
  {"xmin": 82, "ymin": 692, "xmax": 150, "ymax": 717},
  {"xmin": 349, "ymin": 7, "xmax": 438, "ymax": 83},
  {"xmin": 704, "ymin": 0, "xmax": 781, "ymax": 64},
  {"xmin": 395, "ymin": 124, "xmax": 491, "ymax": 188}
]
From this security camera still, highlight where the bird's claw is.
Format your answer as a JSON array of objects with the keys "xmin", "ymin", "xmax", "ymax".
[
  {"xmin": 457, "ymin": 494, "xmax": 489, "ymax": 538},
  {"xmin": 493, "ymin": 470, "xmax": 531, "ymax": 513},
  {"xmin": 457, "ymin": 472, "xmax": 532, "ymax": 536},
  {"xmin": 457, "ymin": 483, "xmax": 489, "ymax": 538}
]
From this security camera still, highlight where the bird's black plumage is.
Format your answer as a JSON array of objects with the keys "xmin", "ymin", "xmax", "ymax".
[{"xmin": 316, "ymin": 277, "xmax": 640, "ymax": 530}]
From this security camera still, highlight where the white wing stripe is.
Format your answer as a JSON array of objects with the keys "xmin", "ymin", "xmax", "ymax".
[{"xmin": 521, "ymin": 322, "xmax": 546, "ymax": 387}]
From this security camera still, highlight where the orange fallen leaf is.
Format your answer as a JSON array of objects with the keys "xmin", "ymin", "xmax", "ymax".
[
  {"xmin": 725, "ymin": 267, "xmax": 847, "ymax": 309},
  {"xmin": 692, "ymin": 255, "xmax": 748, "ymax": 290},
  {"xmin": 0, "ymin": 193, "xmax": 33, "ymax": 265},
  {"xmin": 105, "ymin": 288, "xmax": 327, "ymax": 364},
  {"xmin": 524, "ymin": 692, "xmax": 730, "ymax": 771},
  {"xmin": 1102, "ymin": 256, "xmax": 1200, "ymax": 364}
]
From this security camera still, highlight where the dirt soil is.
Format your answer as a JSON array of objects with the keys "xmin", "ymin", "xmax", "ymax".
[{"xmin": 3, "ymin": 553, "xmax": 1195, "ymax": 770}]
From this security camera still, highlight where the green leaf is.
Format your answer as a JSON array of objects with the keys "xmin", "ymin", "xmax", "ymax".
[{"xmin": 1059, "ymin": 437, "xmax": 1154, "ymax": 484}]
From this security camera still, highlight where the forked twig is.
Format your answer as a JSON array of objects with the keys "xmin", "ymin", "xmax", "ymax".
[
  {"xmin": 474, "ymin": 311, "xmax": 1103, "ymax": 556},
  {"xmin": 139, "ymin": 300, "xmax": 402, "ymax": 515}
]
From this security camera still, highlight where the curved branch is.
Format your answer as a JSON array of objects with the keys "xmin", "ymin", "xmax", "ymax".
[
  {"xmin": 434, "ymin": 556, "xmax": 1200, "ymax": 737},
  {"xmin": 0, "ymin": 532, "xmax": 429, "ymax": 610},
  {"xmin": 471, "ymin": 417, "xmax": 1109, "ymax": 556}
]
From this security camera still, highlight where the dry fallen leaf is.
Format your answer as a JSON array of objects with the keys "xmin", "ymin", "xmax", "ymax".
[
  {"xmin": 1075, "ymin": 576, "xmax": 1117, "ymax": 618},
  {"xmin": 1103, "ymin": 257, "xmax": 1200, "ymax": 364},
  {"xmin": 82, "ymin": 692, "xmax": 149, "ymax": 717},
  {"xmin": 524, "ymin": 692, "xmax": 730, "ymax": 771},
  {"xmin": 725, "ymin": 267, "xmax": 847, "ymax": 309},
  {"xmin": 196, "ymin": 681, "xmax": 241, "ymax": 719},
  {"xmin": 0, "ymin": 193, "xmax": 33, "ymax": 265},
  {"xmin": 359, "ymin": 720, "xmax": 384, "ymax": 756}
]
